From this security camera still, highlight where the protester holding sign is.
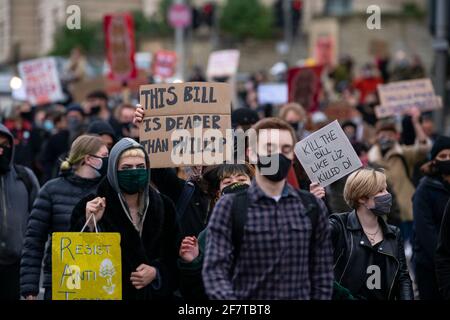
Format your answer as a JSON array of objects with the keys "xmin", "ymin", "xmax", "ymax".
[
  {"xmin": 134, "ymin": 105, "xmax": 213, "ymax": 241},
  {"xmin": 70, "ymin": 138, "xmax": 179, "ymax": 300},
  {"xmin": 202, "ymin": 118, "xmax": 333, "ymax": 300},
  {"xmin": 368, "ymin": 108, "xmax": 431, "ymax": 246},
  {"xmin": 20, "ymin": 135, "xmax": 108, "ymax": 300},
  {"xmin": 329, "ymin": 168, "xmax": 413, "ymax": 300},
  {"xmin": 412, "ymin": 136, "xmax": 450, "ymax": 300}
]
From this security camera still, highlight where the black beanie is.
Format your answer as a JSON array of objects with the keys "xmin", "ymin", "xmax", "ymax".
[
  {"xmin": 430, "ymin": 136, "xmax": 450, "ymax": 160},
  {"xmin": 231, "ymin": 108, "xmax": 259, "ymax": 128}
]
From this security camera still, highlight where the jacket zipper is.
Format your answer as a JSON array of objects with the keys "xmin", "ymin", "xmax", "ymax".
[
  {"xmin": 139, "ymin": 198, "xmax": 150, "ymax": 238},
  {"xmin": 333, "ymin": 249, "xmax": 345, "ymax": 269},
  {"xmin": 377, "ymin": 250, "xmax": 399, "ymax": 299}
]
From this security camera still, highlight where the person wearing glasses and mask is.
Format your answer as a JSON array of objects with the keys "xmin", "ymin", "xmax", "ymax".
[
  {"xmin": 412, "ymin": 136, "xmax": 450, "ymax": 300},
  {"xmin": 312, "ymin": 168, "xmax": 413, "ymax": 300},
  {"xmin": 70, "ymin": 138, "xmax": 178, "ymax": 300},
  {"xmin": 20, "ymin": 135, "xmax": 108, "ymax": 300}
]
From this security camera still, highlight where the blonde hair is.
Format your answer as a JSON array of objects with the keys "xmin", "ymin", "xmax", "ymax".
[
  {"xmin": 120, "ymin": 148, "xmax": 146, "ymax": 159},
  {"xmin": 60, "ymin": 135, "xmax": 105, "ymax": 171},
  {"xmin": 344, "ymin": 168, "xmax": 387, "ymax": 209},
  {"xmin": 279, "ymin": 103, "xmax": 306, "ymax": 121}
]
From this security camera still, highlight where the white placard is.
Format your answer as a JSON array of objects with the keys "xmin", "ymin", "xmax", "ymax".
[
  {"xmin": 18, "ymin": 57, "xmax": 64, "ymax": 105},
  {"xmin": 206, "ymin": 50, "xmax": 240, "ymax": 78},
  {"xmin": 294, "ymin": 120, "xmax": 362, "ymax": 187},
  {"xmin": 257, "ymin": 83, "xmax": 288, "ymax": 105}
]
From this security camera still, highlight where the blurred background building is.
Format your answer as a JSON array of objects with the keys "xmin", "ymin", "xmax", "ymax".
[{"xmin": 0, "ymin": 0, "xmax": 432, "ymax": 70}]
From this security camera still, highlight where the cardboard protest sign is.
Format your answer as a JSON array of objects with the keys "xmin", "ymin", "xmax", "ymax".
[
  {"xmin": 206, "ymin": 50, "xmax": 240, "ymax": 79},
  {"xmin": 257, "ymin": 83, "xmax": 288, "ymax": 105},
  {"xmin": 104, "ymin": 13, "xmax": 137, "ymax": 81},
  {"xmin": 139, "ymin": 82, "xmax": 232, "ymax": 168},
  {"xmin": 52, "ymin": 232, "xmax": 122, "ymax": 300},
  {"xmin": 375, "ymin": 78, "xmax": 442, "ymax": 118},
  {"xmin": 287, "ymin": 65, "xmax": 323, "ymax": 112},
  {"xmin": 152, "ymin": 50, "xmax": 177, "ymax": 79},
  {"xmin": 18, "ymin": 57, "xmax": 64, "ymax": 105},
  {"xmin": 295, "ymin": 120, "xmax": 362, "ymax": 187}
]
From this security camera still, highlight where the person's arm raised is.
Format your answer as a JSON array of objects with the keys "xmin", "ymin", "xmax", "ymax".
[{"xmin": 133, "ymin": 104, "xmax": 145, "ymax": 125}]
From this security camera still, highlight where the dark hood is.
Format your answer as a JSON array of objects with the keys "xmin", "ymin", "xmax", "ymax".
[
  {"xmin": 107, "ymin": 138, "xmax": 151, "ymax": 225},
  {"xmin": 0, "ymin": 123, "xmax": 14, "ymax": 169},
  {"xmin": 421, "ymin": 175, "xmax": 450, "ymax": 193}
]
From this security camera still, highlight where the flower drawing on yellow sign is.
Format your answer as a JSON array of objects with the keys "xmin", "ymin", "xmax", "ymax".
[
  {"xmin": 52, "ymin": 232, "xmax": 122, "ymax": 300},
  {"xmin": 99, "ymin": 259, "xmax": 116, "ymax": 294}
]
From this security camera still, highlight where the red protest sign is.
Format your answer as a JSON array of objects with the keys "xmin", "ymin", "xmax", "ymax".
[
  {"xmin": 104, "ymin": 13, "xmax": 137, "ymax": 81},
  {"xmin": 152, "ymin": 50, "xmax": 177, "ymax": 79},
  {"xmin": 287, "ymin": 65, "xmax": 323, "ymax": 112}
]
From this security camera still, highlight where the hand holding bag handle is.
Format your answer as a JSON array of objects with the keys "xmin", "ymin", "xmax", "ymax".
[{"xmin": 80, "ymin": 213, "xmax": 98, "ymax": 233}]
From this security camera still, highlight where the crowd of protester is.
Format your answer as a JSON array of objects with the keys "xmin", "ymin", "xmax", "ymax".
[{"xmin": 2, "ymin": 52, "xmax": 450, "ymax": 301}]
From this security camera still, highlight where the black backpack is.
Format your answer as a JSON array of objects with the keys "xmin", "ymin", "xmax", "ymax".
[
  {"xmin": 230, "ymin": 188, "xmax": 320, "ymax": 264},
  {"xmin": 14, "ymin": 164, "xmax": 34, "ymax": 210}
]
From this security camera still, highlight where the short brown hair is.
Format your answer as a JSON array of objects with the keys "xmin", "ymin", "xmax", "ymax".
[
  {"xmin": 252, "ymin": 117, "xmax": 297, "ymax": 144},
  {"xmin": 375, "ymin": 120, "xmax": 398, "ymax": 134},
  {"xmin": 279, "ymin": 103, "xmax": 306, "ymax": 121},
  {"xmin": 114, "ymin": 103, "xmax": 135, "ymax": 120}
]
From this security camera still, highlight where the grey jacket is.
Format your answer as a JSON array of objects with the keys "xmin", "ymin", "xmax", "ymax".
[{"xmin": 0, "ymin": 124, "xmax": 39, "ymax": 265}]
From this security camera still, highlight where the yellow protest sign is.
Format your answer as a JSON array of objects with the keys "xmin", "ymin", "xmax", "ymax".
[{"xmin": 52, "ymin": 232, "xmax": 122, "ymax": 300}]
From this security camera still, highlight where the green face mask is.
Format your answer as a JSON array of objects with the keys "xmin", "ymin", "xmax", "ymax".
[{"xmin": 117, "ymin": 168, "xmax": 149, "ymax": 194}]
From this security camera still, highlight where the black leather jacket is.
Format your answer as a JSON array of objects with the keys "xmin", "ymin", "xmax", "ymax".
[{"xmin": 330, "ymin": 210, "xmax": 414, "ymax": 300}]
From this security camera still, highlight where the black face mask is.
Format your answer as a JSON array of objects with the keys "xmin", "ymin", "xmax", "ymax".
[
  {"xmin": 221, "ymin": 182, "xmax": 250, "ymax": 196},
  {"xmin": 436, "ymin": 160, "xmax": 450, "ymax": 175},
  {"xmin": 289, "ymin": 122, "xmax": 299, "ymax": 131},
  {"xmin": 257, "ymin": 153, "xmax": 292, "ymax": 182},
  {"xmin": 378, "ymin": 138, "xmax": 395, "ymax": 154},
  {"xmin": 121, "ymin": 122, "xmax": 132, "ymax": 130},
  {"xmin": 20, "ymin": 111, "xmax": 33, "ymax": 122},
  {"xmin": 90, "ymin": 105, "xmax": 101, "ymax": 116},
  {"xmin": 0, "ymin": 145, "xmax": 12, "ymax": 174},
  {"xmin": 89, "ymin": 155, "xmax": 108, "ymax": 177}
]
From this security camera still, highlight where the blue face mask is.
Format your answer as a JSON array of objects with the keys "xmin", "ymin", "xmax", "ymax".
[{"xmin": 43, "ymin": 120, "xmax": 54, "ymax": 132}]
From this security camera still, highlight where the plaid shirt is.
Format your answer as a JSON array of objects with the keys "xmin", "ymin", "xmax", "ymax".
[{"xmin": 202, "ymin": 180, "xmax": 334, "ymax": 300}]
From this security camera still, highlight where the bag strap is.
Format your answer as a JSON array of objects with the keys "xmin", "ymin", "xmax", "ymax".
[
  {"xmin": 81, "ymin": 213, "xmax": 98, "ymax": 233},
  {"xmin": 296, "ymin": 189, "xmax": 319, "ymax": 234},
  {"xmin": 14, "ymin": 164, "xmax": 33, "ymax": 210},
  {"xmin": 230, "ymin": 188, "xmax": 319, "ymax": 273},
  {"xmin": 231, "ymin": 190, "xmax": 249, "ymax": 263},
  {"xmin": 296, "ymin": 189, "xmax": 320, "ymax": 281}
]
